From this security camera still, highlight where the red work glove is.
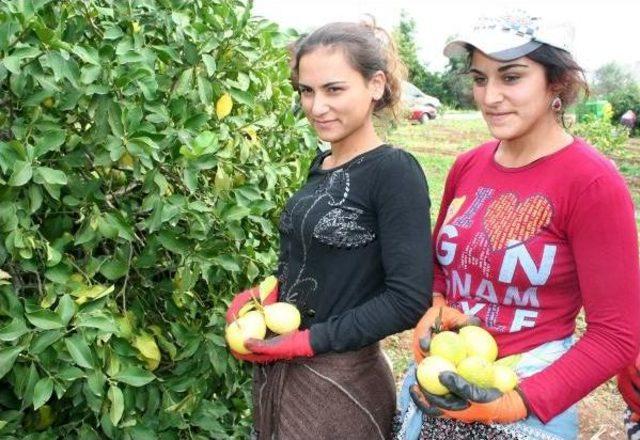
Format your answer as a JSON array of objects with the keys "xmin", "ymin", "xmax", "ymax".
[
  {"xmin": 244, "ymin": 329, "xmax": 314, "ymax": 363},
  {"xmin": 617, "ymin": 355, "xmax": 640, "ymax": 422},
  {"xmin": 225, "ymin": 280, "xmax": 279, "ymax": 324},
  {"xmin": 413, "ymin": 294, "xmax": 481, "ymax": 363},
  {"xmin": 410, "ymin": 371, "xmax": 528, "ymax": 424}
]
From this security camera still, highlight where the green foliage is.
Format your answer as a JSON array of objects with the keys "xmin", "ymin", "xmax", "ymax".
[
  {"xmin": 572, "ymin": 115, "xmax": 630, "ymax": 157},
  {"xmin": 393, "ymin": 12, "xmax": 428, "ymax": 87},
  {"xmin": 591, "ymin": 62, "xmax": 640, "ymax": 133},
  {"xmin": 606, "ymin": 84, "xmax": 640, "ymax": 132},
  {"xmin": 392, "ymin": 12, "xmax": 472, "ymax": 109},
  {"xmin": 0, "ymin": 0, "xmax": 315, "ymax": 438},
  {"xmin": 592, "ymin": 62, "xmax": 638, "ymax": 98},
  {"xmin": 440, "ymin": 57, "xmax": 474, "ymax": 110}
]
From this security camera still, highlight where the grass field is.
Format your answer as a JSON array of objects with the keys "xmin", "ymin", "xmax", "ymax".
[{"xmin": 381, "ymin": 116, "xmax": 637, "ymax": 440}]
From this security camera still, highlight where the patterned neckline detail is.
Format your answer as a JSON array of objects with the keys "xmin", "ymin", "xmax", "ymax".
[{"xmin": 312, "ymin": 144, "xmax": 391, "ymax": 175}]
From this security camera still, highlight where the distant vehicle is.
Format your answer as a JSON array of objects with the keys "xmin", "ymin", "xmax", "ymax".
[{"xmin": 401, "ymin": 81, "xmax": 441, "ymax": 123}]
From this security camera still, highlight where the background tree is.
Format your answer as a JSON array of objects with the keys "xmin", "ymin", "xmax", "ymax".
[
  {"xmin": 590, "ymin": 62, "xmax": 640, "ymax": 132},
  {"xmin": 592, "ymin": 62, "xmax": 638, "ymax": 97},
  {"xmin": 441, "ymin": 51, "xmax": 474, "ymax": 110},
  {"xmin": 393, "ymin": 11, "xmax": 429, "ymax": 89},
  {"xmin": 393, "ymin": 13, "xmax": 473, "ymax": 109}
]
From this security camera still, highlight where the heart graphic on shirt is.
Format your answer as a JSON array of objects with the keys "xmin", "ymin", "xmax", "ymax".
[{"xmin": 483, "ymin": 193, "xmax": 553, "ymax": 251}]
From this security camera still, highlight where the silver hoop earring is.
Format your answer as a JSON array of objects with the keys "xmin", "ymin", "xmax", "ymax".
[{"xmin": 551, "ymin": 96, "xmax": 562, "ymax": 112}]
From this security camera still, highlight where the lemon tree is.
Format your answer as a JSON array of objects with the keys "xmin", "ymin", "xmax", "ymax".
[{"xmin": 0, "ymin": 0, "xmax": 315, "ymax": 437}]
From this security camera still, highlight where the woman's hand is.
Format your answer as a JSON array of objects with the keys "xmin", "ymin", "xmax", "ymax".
[
  {"xmin": 617, "ymin": 355, "xmax": 640, "ymax": 422},
  {"xmin": 226, "ymin": 278, "xmax": 279, "ymax": 362},
  {"xmin": 225, "ymin": 279, "xmax": 279, "ymax": 324},
  {"xmin": 409, "ymin": 371, "xmax": 528, "ymax": 424},
  {"xmin": 412, "ymin": 294, "xmax": 481, "ymax": 363},
  {"xmin": 244, "ymin": 329, "xmax": 314, "ymax": 362}
]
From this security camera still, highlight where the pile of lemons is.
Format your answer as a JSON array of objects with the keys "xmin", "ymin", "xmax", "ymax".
[{"xmin": 417, "ymin": 326, "xmax": 519, "ymax": 395}]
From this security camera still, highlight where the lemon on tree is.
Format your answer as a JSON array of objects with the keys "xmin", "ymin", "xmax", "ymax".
[
  {"xmin": 458, "ymin": 326, "xmax": 498, "ymax": 362},
  {"xmin": 42, "ymin": 97, "xmax": 55, "ymax": 108},
  {"xmin": 216, "ymin": 93, "xmax": 233, "ymax": 119},
  {"xmin": 429, "ymin": 330, "xmax": 467, "ymax": 365},
  {"xmin": 416, "ymin": 355, "xmax": 457, "ymax": 396}
]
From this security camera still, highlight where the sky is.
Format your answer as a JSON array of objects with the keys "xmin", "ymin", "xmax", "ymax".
[{"xmin": 252, "ymin": 0, "xmax": 638, "ymax": 76}]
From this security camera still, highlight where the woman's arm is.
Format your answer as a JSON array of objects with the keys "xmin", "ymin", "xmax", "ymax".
[{"xmin": 519, "ymin": 174, "xmax": 640, "ymax": 423}]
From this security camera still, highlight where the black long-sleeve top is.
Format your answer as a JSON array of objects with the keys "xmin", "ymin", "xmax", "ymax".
[{"xmin": 276, "ymin": 144, "xmax": 433, "ymax": 354}]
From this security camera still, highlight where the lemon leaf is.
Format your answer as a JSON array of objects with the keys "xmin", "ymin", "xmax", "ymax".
[
  {"xmin": 33, "ymin": 377, "xmax": 54, "ymax": 410},
  {"xmin": 258, "ymin": 275, "xmax": 277, "ymax": 302},
  {"xmin": 133, "ymin": 333, "xmax": 161, "ymax": 371},
  {"xmin": 108, "ymin": 384, "xmax": 124, "ymax": 426},
  {"xmin": 237, "ymin": 301, "xmax": 256, "ymax": 317},
  {"xmin": 71, "ymin": 284, "xmax": 114, "ymax": 305}
]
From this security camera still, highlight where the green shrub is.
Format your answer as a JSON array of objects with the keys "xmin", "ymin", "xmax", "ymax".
[
  {"xmin": 0, "ymin": 0, "xmax": 314, "ymax": 437},
  {"xmin": 572, "ymin": 114, "xmax": 629, "ymax": 158},
  {"xmin": 606, "ymin": 84, "xmax": 640, "ymax": 134}
]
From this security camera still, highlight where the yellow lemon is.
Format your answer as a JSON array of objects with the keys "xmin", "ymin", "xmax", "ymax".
[
  {"xmin": 264, "ymin": 302, "xmax": 301, "ymax": 334},
  {"xmin": 493, "ymin": 365, "xmax": 519, "ymax": 392},
  {"xmin": 429, "ymin": 330, "xmax": 467, "ymax": 365},
  {"xmin": 459, "ymin": 326, "xmax": 498, "ymax": 362},
  {"xmin": 457, "ymin": 356, "xmax": 494, "ymax": 388},
  {"xmin": 416, "ymin": 355, "xmax": 456, "ymax": 396},
  {"xmin": 216, "ymin": 93, "xmax": 233, "ymax": 119},
  {"xmin": 494, "ymin": 354, "xmax": 521, "ymax": 370},
  {"xmin": 225, "ymin": 310, "xmax": 266, "ymax": 354}
]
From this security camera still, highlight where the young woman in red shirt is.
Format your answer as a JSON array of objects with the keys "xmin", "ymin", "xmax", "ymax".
[{"xmin": 396, "ymin": 9, "xmax": 640, "ymax": 440}]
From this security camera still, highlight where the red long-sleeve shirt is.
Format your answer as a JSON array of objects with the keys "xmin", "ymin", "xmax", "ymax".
[{"xmin": 433, "ymin": 138, "xmax": 640, "ymax": 423}]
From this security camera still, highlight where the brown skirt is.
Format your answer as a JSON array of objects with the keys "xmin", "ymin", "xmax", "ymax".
[{"xmin": 252, "ymin": 343, "xmax": 396, "ymax": 440}]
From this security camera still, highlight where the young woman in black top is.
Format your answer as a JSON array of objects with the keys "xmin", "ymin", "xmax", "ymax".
[{"xmin": 226, "ymin": 21, "xmax": 433, "ymax": 439}]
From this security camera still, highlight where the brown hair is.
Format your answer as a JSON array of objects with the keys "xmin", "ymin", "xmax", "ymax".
[
  {"xmin": 290, "ymin": 21, "xmax": 407, "ymax": 117},
  {"xmin": 525, "ymin": 44, "xmax": 589, "ymax": 107}
]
